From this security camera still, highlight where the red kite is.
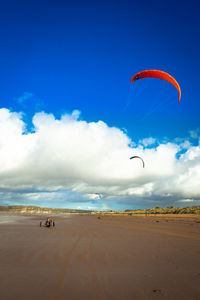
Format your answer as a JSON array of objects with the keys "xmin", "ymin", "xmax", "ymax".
[{"xmin": 130, "ymin": 70, "xmax": 181, "ymax": 103}]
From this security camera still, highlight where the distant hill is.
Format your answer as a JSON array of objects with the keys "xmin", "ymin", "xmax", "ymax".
[
  {"xmin": 0, "ymin": 205, "xmax": 92, "ymax": 214},
  {"xmin": 1, "ymin": 205, "xmax": 200, "ymax": 215}
]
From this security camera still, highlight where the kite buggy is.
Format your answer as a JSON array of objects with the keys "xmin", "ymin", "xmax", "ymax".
[{"xmin": 40, "ymin": 217, "xmax": 55, "ymax": 227}]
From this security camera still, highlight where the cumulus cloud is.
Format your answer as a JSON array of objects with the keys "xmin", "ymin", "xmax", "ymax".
[{"xmin": 0, "ymin": 108, "xmax": 200, "ymax": 208}]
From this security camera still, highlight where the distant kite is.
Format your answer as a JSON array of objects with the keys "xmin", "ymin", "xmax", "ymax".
[
  {"xmin": 130, "ymin": 70, "xmax": 181, "ymax": 103},
  {"xmin": 130, "ymin": 156, "xmax": 145, "ymax": 168}
]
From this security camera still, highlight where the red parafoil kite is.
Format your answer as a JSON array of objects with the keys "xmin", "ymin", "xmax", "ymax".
[{"xmin": 130, "ymin": 70, "xmax": 181, "ymax": 103}]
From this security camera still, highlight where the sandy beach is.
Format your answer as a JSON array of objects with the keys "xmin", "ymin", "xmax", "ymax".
[{"xmin": 0, "ymin": 214, "xmax": 200, "ymax": 300}]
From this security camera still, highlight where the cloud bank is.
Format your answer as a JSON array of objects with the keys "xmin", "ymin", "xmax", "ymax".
[{"xmin": 0, "ymin": 108, "xmax": 200, "ymax": 208}]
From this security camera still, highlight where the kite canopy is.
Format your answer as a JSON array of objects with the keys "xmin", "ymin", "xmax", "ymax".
[
  {"xmin": 130, "ymin": 156, "xmax": 145, "ymax": 168},
  {"xmin": 130, "ymin": 70, "xmax": 181, "ymax": 103}
]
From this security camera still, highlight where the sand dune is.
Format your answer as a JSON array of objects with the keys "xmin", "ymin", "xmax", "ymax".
[{"xmin": 0, "ymin": 214, "xmax": 200, "ymax": 300}]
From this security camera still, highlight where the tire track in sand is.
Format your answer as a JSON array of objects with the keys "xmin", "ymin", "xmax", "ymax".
[
  {"xmin": 88, "ymin": 233, "xmax": 98, "ymax": 294},
  {"xmin": 49, "ymin": 232, "xmax": 84, "ymax": 300}
]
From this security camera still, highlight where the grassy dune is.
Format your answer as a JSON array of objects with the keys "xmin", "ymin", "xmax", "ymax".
[{"xmin": 104, "ymin": 206, "xmax": 200, "ymax": 215}]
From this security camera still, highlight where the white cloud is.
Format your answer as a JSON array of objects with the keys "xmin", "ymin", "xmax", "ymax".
[
  {"xmin": 189, "ymin": 129, "xmax": 200, "ymax": 139},
  {"xmin": 139, "ymin": 137, "xmax": 156, "ymax": 147},
  {"xmin": 177, "ymin": 199, "xmax": 194, "ymax": 203},
  {"xmin": 85, "ymin": 193, "xmax": 103, "ymax": 200},
  {"xmin": 87, "ymin": 206, "xmax": 99, "ymax": 210},
  {"xmin": 0, "ymin": 108, "xmax": 200, "ymax": 207},
  {"xmin": 179, "ymin": 140, "xmax": 191, "ymax": 149}
]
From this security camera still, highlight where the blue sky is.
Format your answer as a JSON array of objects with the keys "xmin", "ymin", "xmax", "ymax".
[{"xmin": 0, "ymin": 0, "xmax": 200, "ymax": 210}]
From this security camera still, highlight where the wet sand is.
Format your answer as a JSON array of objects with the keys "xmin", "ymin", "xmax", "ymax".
[{"xmin": 0, "ymin": 214, "xmax": 200, "ymax": 300}]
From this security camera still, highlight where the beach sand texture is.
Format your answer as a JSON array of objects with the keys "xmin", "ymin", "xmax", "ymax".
[{"xmin": 0, "ymin": 214, "xmax": 200, "ymax": 300}]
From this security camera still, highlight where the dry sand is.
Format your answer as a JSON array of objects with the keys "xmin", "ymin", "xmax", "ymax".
[{"xmin": 0, "ymin": 213, "xmax": 200, "ymax": 300}]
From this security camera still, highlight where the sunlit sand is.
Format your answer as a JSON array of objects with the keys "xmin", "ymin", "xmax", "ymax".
[{"xmin": 0, "ymin": 214, "xmax": 200, "ymax": 299}]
